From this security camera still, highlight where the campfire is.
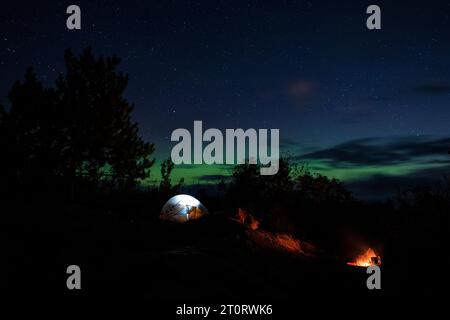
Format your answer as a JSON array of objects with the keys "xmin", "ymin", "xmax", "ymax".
[
  {"xmin": 232, "ymin": 209, "xmax": 385, "ymax": 263},
  {"xmin": 347, "ymin": 248, "xmax": 381, "ymax": 267}
]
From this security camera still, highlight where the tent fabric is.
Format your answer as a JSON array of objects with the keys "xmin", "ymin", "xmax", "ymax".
[{"xmin": 160, "ymin": 194, "xmax": 209, "ymax": 223}]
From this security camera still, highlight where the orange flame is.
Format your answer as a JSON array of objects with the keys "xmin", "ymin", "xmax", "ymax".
[
  {"xmin": 347, "ymin": 248, "xmax": 381, "ymax": 267},
  {"xmin": 231, "ymin": 209, "xmax": 315, "ymax": 257},
  {"xmin": 274, "ymin": 233, "xmax": 302, "ymax": 253},
  {"xmin": 232, "ymin": 208, "xmax": 260, "ymax": 230},
  {"xmin": 234, "ymin": 208, "xmax": 247, "ymax": 224},
  {"xmin": 248, "ymin": 214, "xmax": 260, "ymax": 231}
]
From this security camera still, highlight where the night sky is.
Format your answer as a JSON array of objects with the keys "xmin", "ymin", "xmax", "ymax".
[{"xmin": 1, "ymin": 0, "xmax": 450, "ymax": 199}]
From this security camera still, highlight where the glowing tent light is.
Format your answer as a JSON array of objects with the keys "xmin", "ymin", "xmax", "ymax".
[{"xmin": 160, "ymin": 194, "xmax": 209, "ymax": 223}]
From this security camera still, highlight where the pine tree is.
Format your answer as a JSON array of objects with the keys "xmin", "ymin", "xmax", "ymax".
[
  {"xmin": 0, "ymin": 49, "xmax": 155, "ymax": 194},
  {"xmin": 55, "ymin": 48, "xmax": 155, "ymax": 188}
]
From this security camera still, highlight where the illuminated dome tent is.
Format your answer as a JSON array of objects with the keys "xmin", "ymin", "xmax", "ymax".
[{"xmin": 160, "ymin": 194, "xmax": 209, "ymax": 223}]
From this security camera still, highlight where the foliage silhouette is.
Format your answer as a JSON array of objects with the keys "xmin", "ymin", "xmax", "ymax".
[
  {"xmin": 0, "ymin": 49, "xmax": 155, "ymax": 198},
  {"xmin": 159, "ymin": 158, "xmax": 184, "ymax": 195}
]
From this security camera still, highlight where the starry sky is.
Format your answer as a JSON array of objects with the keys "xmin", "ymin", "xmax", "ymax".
[{"xmin": 1, "ymin": 0, "xmax": 450, "ymax": 199}]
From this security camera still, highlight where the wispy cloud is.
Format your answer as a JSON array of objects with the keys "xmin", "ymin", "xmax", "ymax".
[
  {"xmin": 346, "ymin": 164, "xmax": 450, "ymax": 200},
  {"xmin": 296, "ymin": 136, "xmax": 450, "ymax": 199},
  {"xmin": 299, "ymin": 136, "xmax": 450, "ymax": 167},
  {"xmin": 198, "ymin": 174, "xmax": 231, "ymax": 183},
  {"xmin": 413, "ymin": 84, "xmax": 450, "ymax": 95},
  {"xmin": 286, "ymin": 80, "xmax": 316, "ymax": 108}
]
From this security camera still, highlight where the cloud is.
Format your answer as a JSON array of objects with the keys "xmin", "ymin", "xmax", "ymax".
[
  {"xmin": 413, "ymin": 84, "xmax": 450, "ymax": 95},
  {"xmin": 299, "ymin": 136, "xmax": 450, "ymax": 167},
  {"xmin": 346, "ymin": 165, "xmax": 450, "ymax": 200},
  {"xmin": 286, "ymin": 80, "xmax": 316, "ymax": 107},
  {"xmin": 198, "ymin": 174, "xmax": 230, "ymax": 182},
  {"xmin": 280, "ymin": 137, "xmax": 299, "ymax": 149},
  {"xmin": 296, "ymin": 136, "xmax": 450, "ymax": 199}
]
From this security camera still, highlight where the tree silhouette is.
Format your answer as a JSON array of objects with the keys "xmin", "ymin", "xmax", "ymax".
[
  {"xmin": 292, "ymin": 166, "xmax": 352, "ymax": 203},
  {"xmin": 159, "ymin": 158, "xmax": 183, "ymax": 195},
  {"xmin": 0, "ymin": 49, "xmax": 155, "ymax": 196},
  {"xmin": 55, "ymin": 48, "xmax": 154, "ymax": 188},
  {"xmin": 226, "ymin": 157, "xmax": 354, "ymax": 235},
  {"xmin": 227, "ymin": 157, "xmax": 293, "ymax": 210},
  {"xmin": 0, "ymin": 68, "xmax": 59, "ymax": 192}
]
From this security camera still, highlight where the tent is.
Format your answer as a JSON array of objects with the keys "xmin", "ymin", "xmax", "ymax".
[{"xmin": 160, "ymin": 194, "xmax": 209, "ymax": 223}]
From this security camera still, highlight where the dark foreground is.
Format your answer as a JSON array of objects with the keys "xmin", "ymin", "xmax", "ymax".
[{"xmin": 4, "ymin": 204, "xmax": 445, "ymax": 312}]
